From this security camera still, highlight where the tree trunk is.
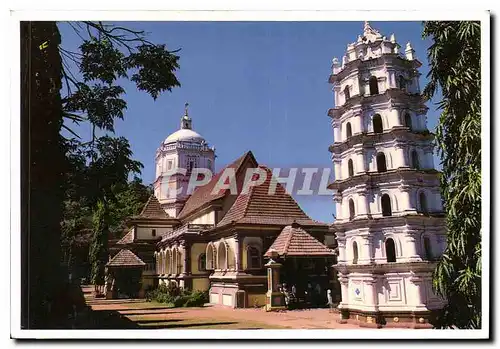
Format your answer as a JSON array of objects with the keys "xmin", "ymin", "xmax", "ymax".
[{"xmin": 21, "ymin": 21, "xmax": 66, "ymax": 329}]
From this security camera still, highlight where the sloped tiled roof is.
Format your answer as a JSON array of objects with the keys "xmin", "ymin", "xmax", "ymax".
[
  {"xmin": 217, "ymin": 166, "xmax": 326, "ymax": 228},
  {"xmin": 177, "ymin": 151, "xmax": 257, "ymax": 220},
  {"xmin": 132, "ymin": 195, "xmax": 170, "ymax": 220},
  {"xmin": 264, "ymin": 224, "xmax": 334, "ymax": 257},
  {"xmin": 106, "ymin": 249, "xmax": 146, "ymax": 267},
  {"xmin": 116, "ymin": 229, "xmax": 134, "ymax": 245}
]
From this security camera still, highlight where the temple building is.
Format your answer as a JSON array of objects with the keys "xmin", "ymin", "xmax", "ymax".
[
  {"xmin": 107, "ymin": 106, "xmax": 337, "ymax": 307},
  {"xmin": 327, "ymin": 22, "xmax": 447, "ymax": 327}
]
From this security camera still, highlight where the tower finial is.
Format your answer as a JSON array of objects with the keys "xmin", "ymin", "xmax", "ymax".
[{"xmin": 184, "ymin": 102, "xmax": 189, "ymax": 116}]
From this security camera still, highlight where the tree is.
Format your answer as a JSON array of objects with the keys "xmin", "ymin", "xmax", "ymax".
[
  {"xmin": 22, "ymin": 21, "xmax": 181, "ymax": 328},
  {"xmin": 60, "ymin": 22, "xmax": 180, "ymax": 288},
  {"xmin": 423, "ymin": 21, "xmax": 481, "ymax": 329},
  {"xmin": 21, "ymin": 21, "xmax": 67, "ymax": 329}
]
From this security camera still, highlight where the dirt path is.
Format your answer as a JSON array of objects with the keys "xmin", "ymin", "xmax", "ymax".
[{"xmin": 82, "ymin": 285, "xmax": 358, "ymax": 329}]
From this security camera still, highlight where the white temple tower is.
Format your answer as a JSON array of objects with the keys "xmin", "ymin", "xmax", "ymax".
[
  {"xmin": 154, "ymin": 103, "xmax": 216, "ymax": 218},
  {"xmin": 328, "ymin": 22, "xmax": 447, "ymax": 328}
]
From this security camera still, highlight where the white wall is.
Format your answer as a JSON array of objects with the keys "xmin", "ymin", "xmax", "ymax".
[
  {"xmin": 135, "ymin": 225, "xmax": 173, "ymax": 240},
  {"xmin": 191, "ymin": 210, "xmax": 216, "ymax": 225}
]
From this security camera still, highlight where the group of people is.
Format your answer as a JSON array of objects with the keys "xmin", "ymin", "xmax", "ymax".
[{"xmin": 278, "ymin": 282, "xmax": 336, "ymax": 311}]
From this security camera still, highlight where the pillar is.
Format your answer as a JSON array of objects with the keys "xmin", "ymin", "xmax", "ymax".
[
  {"xmin": 357, "ymin": 192, "xmax": 368, "ymax": 218},
  {"xmin": 336, "ymin": 232, "xmax": 346, "ymax": 263},
  {"xmin": 404, "ymin": 230, "xmax": 420, "ymax": 261},
  {"xmin": 265, "ymin": 256, "xmax": 286, "ymax": 311},
  {"xmin": 338, "ymin": 273, "xmax": 349, "ymax": 309},
  {"xmin": 333, "ymin": 158, "xmax": 341, "ymax": 180},
  {"xmin": 409, "ymin": 275, "xmax": 426, "ymax": 308},
  {"xmin": 359, "ymin": 235, "xmax": 373, "ymax": 264},
  {"xmin": 355, "ymin": 150, "xmax": 364, "ymax": 174},
  {"xmin": 182, "ymin": 243, "xmax": 189, "ymax": 275},
  {"xmin": 234, "ymin": 234, "xmax": 242, "ymax": 271},
  {"xmin": 395, "ymin": 145, "xmax": 408, "ymax": 168},
  {"xmin": 334, "ymin": 124, "xmax": 341, "ymax": 143},
  {"xmin": 399, "ymin": 186, "xmax": 413, "ymax": 212},
  {"xmin": 363, "ymin": 277, "xmax": 379, "ymax": 311},
  {"xmin": 357, "ymin": 113, "xmax": 364, "ymax": 134}
]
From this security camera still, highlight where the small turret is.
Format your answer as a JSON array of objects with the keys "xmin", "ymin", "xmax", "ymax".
[{"xmin": 405, "ymin": 42, "xmax": 415, "ymax": 60}]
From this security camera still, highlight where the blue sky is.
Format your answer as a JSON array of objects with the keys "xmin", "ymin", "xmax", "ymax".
[{"xmin": 59, "ymin": 21, "xmax": 440, "ymax": 223}]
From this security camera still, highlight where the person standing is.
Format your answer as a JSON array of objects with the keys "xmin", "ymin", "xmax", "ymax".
[{"xmin": 327, "ymin": 289, "xmax": 335, "ymax": 312}]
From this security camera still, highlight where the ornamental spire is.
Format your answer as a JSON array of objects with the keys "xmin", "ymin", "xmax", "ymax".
[{"xmin": 184, "ymin": 102, "xmax": 189, "ymax": 116}]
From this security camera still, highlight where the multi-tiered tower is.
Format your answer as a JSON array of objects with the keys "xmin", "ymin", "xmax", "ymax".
[
  {"xmin": 328, "ymin": 22, "xmax": 447, "ymax": 328},
  {"xmin": 154, "ymin": 104, "xmax": 216, "ymax": 218}
]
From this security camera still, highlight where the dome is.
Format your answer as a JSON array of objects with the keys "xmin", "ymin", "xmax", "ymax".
[{"xmin": 164, "ymin": 128, "xmax": 205, "ymax": 144}]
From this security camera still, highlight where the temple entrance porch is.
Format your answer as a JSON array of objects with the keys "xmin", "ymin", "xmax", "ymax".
[{"xmin": 278, "ymin": 256, "xmax": 337, "ymax": 309}]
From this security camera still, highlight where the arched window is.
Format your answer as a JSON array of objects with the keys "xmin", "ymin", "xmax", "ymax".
[
  {"xmin": 217, "ymin": 242, "xmax": 227, "ymax": 270},
  {"xmin": 372, "ymin": 114, "xmax": 383, "ymax": 133},
  {"xmin": 346, "ymin": 122, "xmax": 352, "ymax": 138},
  {"xmin": 177, "ymin": 250, "xmax": 183, "ymax": 274},
  {"xmin": 385, "ymin": 238, "xmax": 396, "ymax": 262},
  {"xmin": 369, "ymin": 76, "xmax": 379, "ymax": 95},
  {"xmin": 376, "ymin": 152, "xmax": 387, "ymax": 173},
  {"xmin": 381, "ymin": 194, "xmax": 392, "ymax": 216},
  {"xmin": 404, "ymin": 112, "xmax": 412, "ymax": 130},
  {"xmin": 398, "ymin": 75, "xmax": 406, "ymax": 90},
  {"xmin": 419, "ymin": 192, "xmax": 428, "ymax": 214},
  {"xmin": 349, "ymin": 199, "xmax": 355, "ymax": 220},
  {"xmin": 423, "ymin": 236, "xmax": 433, "ymax": 260},
  {"xmin": 247, "ymin": 246, "xmax": 261, "ymax": 269},
  {"xmin": 352, "ymin": 241, "xmax": 359, "ymax": 264},
  {"xmin": 157, "ymin": 253, "xmax": 162, "ymax": 274},
  {"xmin": 344, "ymin": 86, "xmax": 350, "ymax": 100},
  {"xmin": 411, "ymin": 150, "xmax": 420, "ymax": 169},
  {"xmin": 206, "ymin": 244, "xmax": 216, "ymax": 270},
  {"xmin": 165, "ymin": 250, "xmax": 170, "ymax": 274},
  {"xmin": 348, "ymin": 159, "xmax": 354, "ymax": 177},
  {"xmin": 198, "ymin": 253, "xmax": 207, "ymax": 272}
]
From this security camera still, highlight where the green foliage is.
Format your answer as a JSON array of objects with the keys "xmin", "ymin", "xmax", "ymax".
[
  {"xmin": 146, "ymin": 284, "xmax": 208, "ymax": 308},
  {"xmin": 423, "ymin": 21, "xmax": 481, "ymax": 329},
  {"xmin": 89, "ymin": 200, "xmax": 109, "ymax": 285},
  {"xmin": 56, "ymin": 21, "xmax": 181, "ymax": 285}
]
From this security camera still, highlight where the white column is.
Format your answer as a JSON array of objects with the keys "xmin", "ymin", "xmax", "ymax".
[
  {"xmin": 359, "ymin": 235, "xmax": 373, "ymax": 264},
  {"xmin": 357, "ymin": 113, "xmax": 364, "ymax": 134},
  {"xmin": 364, "ymin": 277, "xmax": 379, "ymax": 311},
  {"xmin": 399, "ymin": 186, "xmax": 412, "ymax": 212},
  {"xmin": 334, "ymin": 125, "xmax": 341, "ymax": 143},
  {"xmin": 392, "ymin": 108, "xmax": 402, "ymax": 127},
  {"xmin": 404, "ymin": 231, "xmax": 420, "ymax": 261},
  {"xmin": 395, "ymin": 145, "xmax": 408, "ymax": 168},
  {"xmin": 336, "ymin": 235, "xmax": 346, "ymax": 263},
  {"xmin": 334, "ymin": 159, "xmax": 341, "ymax": 180},
  {"xmin": 409, "ymin": 275, "xmax": 426, "ymax": 308},
  {"xmin": 338, "ymin": 274, "xmax": 349, "ymax": 308},
  {"xmin": 355, "ymin": 151, "xmax": 365, "ymax": 174},
  {"xmin": 357, "ymin": 192, "xmax": 368, "ymax": 218}
]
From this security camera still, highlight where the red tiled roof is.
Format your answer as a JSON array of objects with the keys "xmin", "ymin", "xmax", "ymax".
[
  {"xmin": 264, "ymin": 223, "xmax": 334, "ymax": 257},
  {"xmin": 217, "ymin": 166, "xmax": 326, "ymax": 228},
  {"xmin": 106, "ymin": 249, "xmax": 146, "ymax": 267},
  {"xmin": 116, "ymin": 229, "xmax": 134, "ymax": 245},
  {"xmin": 177, "ymin": 151, "xmax": 257, "ymax": 220},
  {"xmin": 132, "ymin": 195, "xmax": 170, "ymax": 220}
]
